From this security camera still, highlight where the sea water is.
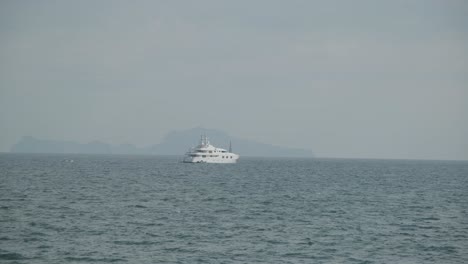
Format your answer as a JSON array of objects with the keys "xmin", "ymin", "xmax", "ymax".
[{"xmin": 1, "ymin": 154, "xmax": 467, "ymax": 263}]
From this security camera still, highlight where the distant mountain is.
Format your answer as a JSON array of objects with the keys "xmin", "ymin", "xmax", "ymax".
[
  {"xmin": 11, "ymin": 128, "xmax": 314, "ymax": 157},
  {"xmin": 150, "ymin": 127, "xmax": 314, "ymax": 157}
]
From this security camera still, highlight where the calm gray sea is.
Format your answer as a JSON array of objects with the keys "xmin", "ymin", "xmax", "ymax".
[{"xmin": 1, "ymin": 154, "xmax": 467, "ymax": 263}]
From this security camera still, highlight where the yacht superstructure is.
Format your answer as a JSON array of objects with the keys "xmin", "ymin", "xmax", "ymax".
[{"xmin": 183, "ymin": 135, "xmax": 239, "ymax": 163}]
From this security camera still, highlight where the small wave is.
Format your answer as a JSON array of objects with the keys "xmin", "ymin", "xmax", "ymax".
[
  {"xmin": 399, "ymin": 224, "xmax": 417, "ymax": 231},
  {"xmin": 281, "ymin": 252, "xmax": 313, "ymax": 259},
  {"xmin": 34, "ymin": 223, "xmax": 66, "ymax": 232},
  {"xmin": 64, "ymin": 257, "xmax": 125, "ymax": 262},
  {"xmin": 265, "ymin": 239, "xmax": 288, "ymax": 245},
  {"xmin": 113, "ymin": 240, "xmax": 161, "ymax": 246},
  {"xmin": 37, "ymin": 245, "xmax": 52, "ymax": 249},
  {"xmin": 417, "ymin": 225, "xmax": 440, "ymax": 230},
  {"xmin": 398, "ymin": 232, "xmax": 414, "ymax": 237},
  {"xmin": 86, "ymin": 230, "xmax": 105, "ymax": 236},
  {"xmin": 29, "ymin": 231, "xmax": 48, "ymax": 237},
  {"xmin": 126, "ymin": 221, "xmax": 155, "ymax": 226},
  {"xmin": 423, "ymin": 245, "xmax": 457, "ymax": 254},
  {"xmin": 322, "ymin": 248, "xmax": 338, "ymax": 253},
  {"xmin": 214, "ymin": 208, "xmax": 235, "ymax": 214},
  {"xmin": 0, "ymin": 252, "xmax": 27, "ymax": 260},
  {"xmin": 162, "ymin": 247, "xmax": 197, "ymax": 253},
  {"xmin": 347, "ymin": 257, "xmax": 372, "ymax": 263},
  {"xmin": 417, "ymin": 217, "xmax": 440, "ymax": 221},
  {"xmin": 24, "ymin": 237, "xmax": 46, "ymax": 242}
]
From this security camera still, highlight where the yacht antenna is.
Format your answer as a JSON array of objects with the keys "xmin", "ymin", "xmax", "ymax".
[
  {"xmin": 229, "ymin": 140, "xmax": 232, "ymax": 152},
  {"xmin": 202, "ymin": 134, "xmax": 208, "ymax": 146}
]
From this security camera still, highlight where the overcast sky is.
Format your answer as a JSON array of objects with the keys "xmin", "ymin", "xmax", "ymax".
[{"xmin": 1, "ymin": 0, "xmax": 467, "ymax": 160}]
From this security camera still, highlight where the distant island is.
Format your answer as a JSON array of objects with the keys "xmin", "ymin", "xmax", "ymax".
[{"xmin": 10, "ymin": 127, "xmax": 314, "ymax": 158}]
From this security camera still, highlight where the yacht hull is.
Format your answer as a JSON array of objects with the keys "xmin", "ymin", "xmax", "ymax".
[{"xmin": 183, "ymin": 156, "xmax": 238, "ymax": 164}]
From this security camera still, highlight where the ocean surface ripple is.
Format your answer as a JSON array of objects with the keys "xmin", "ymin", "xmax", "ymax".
[{"xmin": 1, "ymin": 154, "xmax": 467, "ymax": 263}]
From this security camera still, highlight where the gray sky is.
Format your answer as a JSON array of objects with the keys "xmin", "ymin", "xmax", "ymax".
[{"xmin": 1, "ymin": 0, "xmax": 467, "ymax": 160}]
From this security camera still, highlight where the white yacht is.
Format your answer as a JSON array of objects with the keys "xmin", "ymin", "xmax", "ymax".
[{"xmin": 183, "ymin": 135, "xmax": 239, "ymax": 163}]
